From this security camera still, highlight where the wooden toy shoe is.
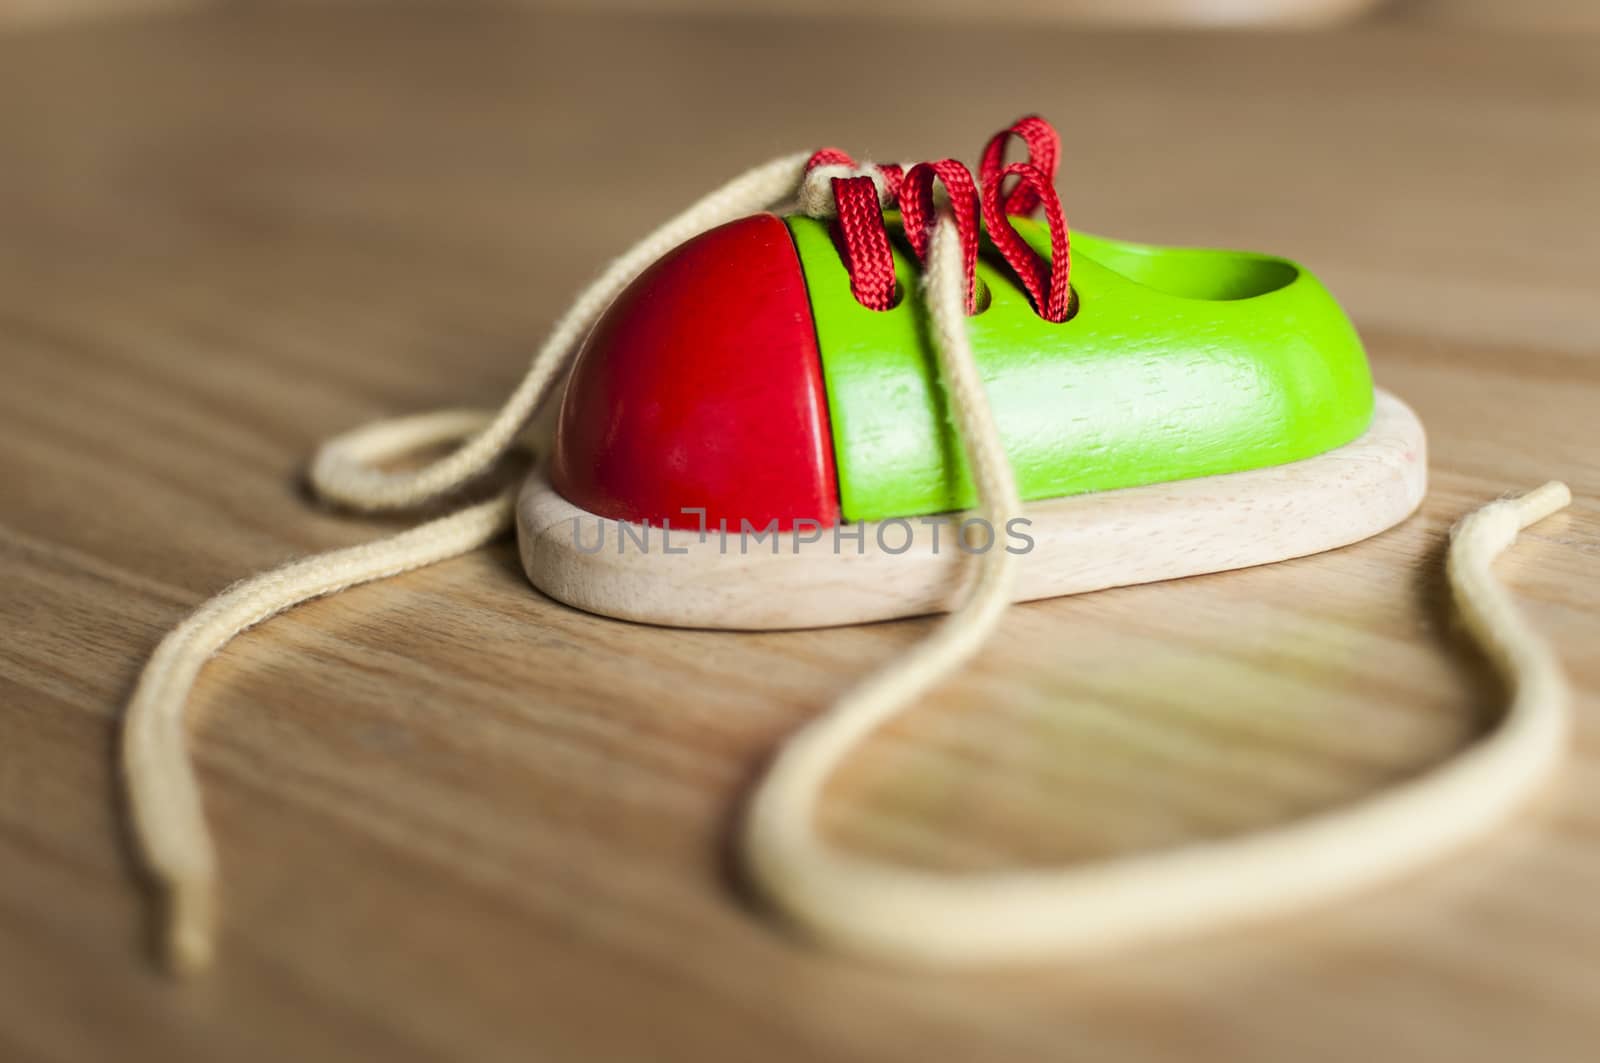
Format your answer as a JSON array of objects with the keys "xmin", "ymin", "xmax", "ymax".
[{"xmin": 518, "ymin": 123, "xmax": 1426, "ymax": 629}]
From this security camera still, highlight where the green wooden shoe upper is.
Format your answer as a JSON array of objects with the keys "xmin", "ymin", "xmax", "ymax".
[{"xmin": 788, "ymin": 214, "xmax": 1375, "ymax": 523}]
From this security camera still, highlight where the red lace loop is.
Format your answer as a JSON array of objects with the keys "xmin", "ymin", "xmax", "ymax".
[
  {"xmin": 899, "ymin": 160, "xmax": 982, "ymax": 314},
  {"xmin": 832, "ymin": 176, "xmax": 898, "ymax": 310},
  {"xmin": 981, "ymin": 161, "xmax": 1072, "ymax": 323},
  {"xmin": 806, "ymin": 147, "xmax": 854, "ymax": 170},
  {"xmin": 875, "ymin": 162, "xmax": 905, "ymax": 205},
  {"xmin": 808, "ymin": 116, "xmax": 1071, "ymax": 321},
  {"xmin": 806, "ymin": 150, "xmax": 899, "ymax": 311},
  {"xmin": 978, "ymin": 115, "xmax": 1060, "ymax": 217}
]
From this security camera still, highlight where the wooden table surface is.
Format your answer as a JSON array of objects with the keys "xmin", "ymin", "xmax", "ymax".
[{"xmin": 2, "ymin": 6, "xmax": 1597, "ymax": 1061}]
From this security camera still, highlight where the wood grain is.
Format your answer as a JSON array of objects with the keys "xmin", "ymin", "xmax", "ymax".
[{"xmin": 0, "ymin": 6, "xmax": 1596, "ymax": 1063}]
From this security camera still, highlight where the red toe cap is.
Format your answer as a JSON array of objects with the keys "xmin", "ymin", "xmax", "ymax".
[{"xmin": 550, "ymin": 213, "xmax": 839, "ymax": 532}]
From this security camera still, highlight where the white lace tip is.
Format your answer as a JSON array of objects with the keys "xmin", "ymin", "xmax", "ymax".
[
  {"xmin": 1513, "ymin": 481, "xmax": 1572, "ymax": 528},
  {"xmin": 164, "ymin": 879, "xmax": 215, "ymax": 978}
]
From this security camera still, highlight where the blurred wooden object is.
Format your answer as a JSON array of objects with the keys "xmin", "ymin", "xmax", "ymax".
[
  {"xmin": 0, "ymin": 0, "xmax": 1392, "ymax": 32},
  {"xmin": 495, "ymin": 0, "xmax": 1394, "ymax": 28},
  {"xmin": 15, "ymin": 0, "xmax": 1600, "ymax": 33},
  {"xmin": 1, "ymin": 5, "xmax": 1596, "ymax": 1063}
]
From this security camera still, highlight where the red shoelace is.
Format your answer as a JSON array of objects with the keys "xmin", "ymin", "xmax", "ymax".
[{"xmin": 804, "ymin": 115, "xmax": 1073, "ymax": 322}]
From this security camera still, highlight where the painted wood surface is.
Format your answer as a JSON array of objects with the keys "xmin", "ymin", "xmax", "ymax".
[
  {"xmin": 0, "ymin": 6, "xmax": 1596, "ymax": 1062},
  {"xmin": 550, "ymin": 213, "xmax": 840, "ymax": 531}
]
